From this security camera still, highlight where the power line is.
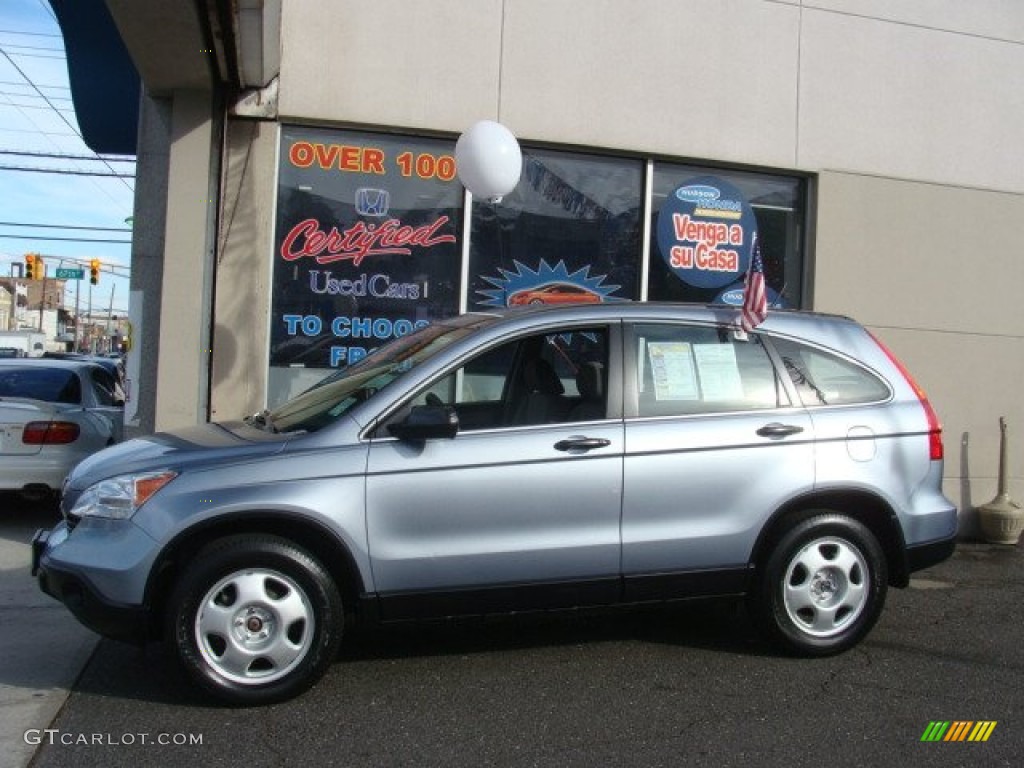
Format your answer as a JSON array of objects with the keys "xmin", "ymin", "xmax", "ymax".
[
  {"xmin": 0, "ymin": 48, "xmax": 135, "ymax": 195},
  {"xmin": 0, "ymin": 29, "xmax": 62, "ymax": 38},
  {"xmin": 0, "ymin": 79, "xmax": 68, "ymax": 90},
  {"xmin": 0, "ymin": 101, "xmax": 75, "ymax": 112},
  {"xmin": 0, "ymin": 164, "xmax": 134, "ymax": 178},
  {"xmin": 0, "ymin": 233, "xmax": 131, "ymax": 244},
  {"xmin": 0, "ymin": 126, "xmax": 77, "ymax": 136},
  {"xmin": 1, "ymin": 42, "xmax": 63, "ymax": 53},
  {"xmin": 35, "ymin": 0, "xmax": 58, "ymax": 24},
  {"xmin": 0, "ymin": 149, "xmax": 135, "ymax": 162},
  {"xmin": 0, "ymin": 90, "xmax": 73, "ymax": 101},
  {"xmin": 0, "ymin": 221, "xmax": 132, "ymax": 232},
  {"xmin": 0, "ymin": 49, "xmax": 65, "ymax": 60}
]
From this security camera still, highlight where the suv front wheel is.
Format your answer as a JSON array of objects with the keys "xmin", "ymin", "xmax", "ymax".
[
  {"xmin": 752, "ymin": 514, "xmax": 888, "ymax": 656},
  {"xmin": 168, "ymin": 534, "xmax": 344, "ymax": 705}
]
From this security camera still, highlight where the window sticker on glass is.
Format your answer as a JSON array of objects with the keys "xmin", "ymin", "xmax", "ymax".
[
  {"xmin": 648, "ymin": 342, "xmax": 699, "ymax": 401},
  {"xmin": 692, "ymin": 344, "xmax": 744, "ymax": 401}
]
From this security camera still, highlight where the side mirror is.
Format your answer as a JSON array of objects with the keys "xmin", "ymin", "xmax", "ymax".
[{"xmin": 388, "ymin": 404, "xmax": 459, "ymax": 441}]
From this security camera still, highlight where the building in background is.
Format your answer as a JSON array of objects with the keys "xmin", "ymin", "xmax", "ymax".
[
  {"xmin": 0, "ymin": 283, "xmax": 12, "ymax": 331},
  {"xmin": 54, "ymin": 0, "xmax": 1024, "ymax": 534}
]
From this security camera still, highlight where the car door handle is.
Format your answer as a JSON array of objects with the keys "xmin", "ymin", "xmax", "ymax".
[
  {"xmin": 554, "ymin": 436, "xmax": 612, "ymax": 452},
  {"xmin": 757, "ymin": 423, "xmax": 804, "ymax": 438}
]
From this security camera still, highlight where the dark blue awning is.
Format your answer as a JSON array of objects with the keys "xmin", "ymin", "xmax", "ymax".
[{"xmin": 49, "ymin": 0, "xmax": 140, "ymax": 155}]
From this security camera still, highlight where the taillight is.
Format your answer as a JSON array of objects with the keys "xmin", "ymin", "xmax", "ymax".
[
  {"xmin": 22, "ymin": 421, "xmax": 81, "ymax": 445},
  {"xmin": 868, "ymin": 331, "xmax": 943, "ymax": 461}
]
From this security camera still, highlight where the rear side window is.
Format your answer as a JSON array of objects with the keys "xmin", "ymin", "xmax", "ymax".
[
  {"xmin": 772, "ymin": 337, "xmax": 890, "ymax": 406},
  {"xmin": 0, "ymin": 368, "xmax": 82, "ymax": 404},
  {"xmin": 631, "ymin": 324, "xmax": 785, "ymax": 417},
  {"xmin": 90, "ymin": 368, "xmax": 117, "ymax": 406}
]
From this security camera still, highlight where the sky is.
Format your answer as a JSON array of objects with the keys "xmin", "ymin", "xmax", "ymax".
[{"xmin": 0, "ymin": 0, "xmax": 133, "ymax": 317}]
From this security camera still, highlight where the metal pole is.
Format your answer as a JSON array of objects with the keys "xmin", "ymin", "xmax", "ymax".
[
  {"xmin": 87, "ymin": 277, "xmax": 93, "ymax": 354},
  {"xmin": 37, "ymin": 267, "xmax": 47, "ymax": 331},
  {"xmin": 106, "ymin": 283, "xmax": 115, "ymax": 354},
  {"xmin": 74, "ymin": 276, "xmax": 81, "ymax": 351}
]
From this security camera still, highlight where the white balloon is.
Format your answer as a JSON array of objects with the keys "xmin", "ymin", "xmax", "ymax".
[{"xmin": 455, "ymin": 120, "xmax": 523, "ymax": 203}]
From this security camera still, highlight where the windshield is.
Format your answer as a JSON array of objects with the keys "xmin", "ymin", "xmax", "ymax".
[{"xmin": 264, "ymin": 317, "xmax": 489, "ymax": 433}]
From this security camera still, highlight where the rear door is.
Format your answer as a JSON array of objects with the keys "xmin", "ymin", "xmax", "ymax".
[{"xmin": 620, "ymin": 322, "xmax": 814, "ymax": 598}]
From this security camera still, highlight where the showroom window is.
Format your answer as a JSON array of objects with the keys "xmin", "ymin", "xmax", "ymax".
[
  {"xmin": 468, "ymin": 148, "xmax": 644, "ymax": 309},
  {"xmin": 269, "ymin": 127, "xmax": 465, "ymax": 404},
  {"xmin": 648, "ymin": 164, "xmax": 806, "ymax": 309},
  {"xmin": 267, "ymin": 126, "xmax": 810, "ymax": 407}
]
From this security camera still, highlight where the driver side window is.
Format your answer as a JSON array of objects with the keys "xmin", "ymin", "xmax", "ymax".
[{"xmin": 411, "ymin": 326, "xmax": 610, "ymax": 432}]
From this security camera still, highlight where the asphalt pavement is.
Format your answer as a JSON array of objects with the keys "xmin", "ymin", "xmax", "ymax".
[
  {"xmin": 0, "ymin": 498, "xmax": 97, "ymax": 768},
  {"xmin": 2, "ymin": 499, "xmax": 1022, "ymax": 768}
]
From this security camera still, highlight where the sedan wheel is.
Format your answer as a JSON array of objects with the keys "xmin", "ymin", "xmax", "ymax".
[
  {"xmin": 753, "ymin": 514, "xmax": 887, "ymax": 656},
  {"xmin": 169, "ymin": 535, "xmax": 343, "ymax": 705}
]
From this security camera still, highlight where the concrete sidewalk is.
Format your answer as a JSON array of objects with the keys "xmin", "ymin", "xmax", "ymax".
[{"xmin": 0, "ymin": 507, "xmax": 98, "ymax": 768}]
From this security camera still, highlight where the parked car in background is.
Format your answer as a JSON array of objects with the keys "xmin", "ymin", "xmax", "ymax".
[
  {"xmin": 33, "ymin": 304, "xmax": 957, "ymax": 705},
  {"xmin": 43, "ymin": 352, "xmax": 126, "ymax": 402},
  {"xmin": 1, "ymin": 359, "xmax": 125, "ymax": 502}
]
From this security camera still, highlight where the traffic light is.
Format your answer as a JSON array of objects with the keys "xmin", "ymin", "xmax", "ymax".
[
  {"xmin": 90, "ymin": 259, "xmax": 100, "ymax": 285},
  {"xmin": 24, "ymin": 253, "xmax": 36, "ymax": 280}
]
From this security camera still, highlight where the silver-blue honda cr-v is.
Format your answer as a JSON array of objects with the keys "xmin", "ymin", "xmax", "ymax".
[{"xmin": 33, "ymin": 303, "xmax": 957, "ymax": 704}]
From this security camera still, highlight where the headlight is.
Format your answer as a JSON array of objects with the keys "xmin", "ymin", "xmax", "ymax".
[{"xmin": 71, "ymin": 471, "xmax": 178, "ymax": 520}]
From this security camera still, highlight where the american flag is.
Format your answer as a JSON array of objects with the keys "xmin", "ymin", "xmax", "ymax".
[{"xmin": 741, "ymin": 232, "xmax": 768, "ymax": 332}]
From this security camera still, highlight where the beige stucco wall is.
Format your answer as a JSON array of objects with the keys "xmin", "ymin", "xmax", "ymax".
[
  {"xmin": 798, "ymin": 4, "xmax": 1024, "ymax": 193},
  {"xmin": 278, "ymin": 0, "xmax": 1024, "ymax": 192},
  {"xmin": 154, "ymin": 91, "xmax": 215, "ymax": 432},
  {"xmin": 209, "ymin": 120, "xmax": 278, "ymax": 421},
  {"xmin": 814, "ymin": 171, "xmax": 1024, "ymax": 534}
]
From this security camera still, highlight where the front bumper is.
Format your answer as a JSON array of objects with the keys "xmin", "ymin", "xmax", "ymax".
[{"xmin": 33, "ymin": 527, "xmax": 152, "ymax": 644}]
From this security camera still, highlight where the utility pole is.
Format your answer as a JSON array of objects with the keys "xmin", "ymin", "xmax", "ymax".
[
  {"xmin": 74, "ymin": 276, "xmax": 81, "ymax": 351},
  {"xmin": 106, "ymin": 283, "xmax": 115, "ymax": 354},
  {"xmin": 37, "ymin": 265, "xmax": 47, "ymax": 331},
  {"xmin": 87, "ymin": 276, "xmax": 93, "ymax": 353}
]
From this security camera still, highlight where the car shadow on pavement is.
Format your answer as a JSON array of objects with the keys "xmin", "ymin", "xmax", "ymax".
[
  {"xmin": 0, "ymin": 493, "xmax": 61, "ymax": 538},
  {"xmin": 340, "ymin": 598, "xmax": 768, "ymax": 662},
  {"xmin": 67, "ymin": 599, "xmax": 770, "ymax": 708}
]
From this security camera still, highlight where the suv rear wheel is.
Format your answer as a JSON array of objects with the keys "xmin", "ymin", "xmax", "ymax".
[
  {"xmin": 168, "ymin": 534, "xmax": 344, "ymax": 705},
  {"xmin": 752, "ymin": 514, "xmax": 887, "ymax": 656}
]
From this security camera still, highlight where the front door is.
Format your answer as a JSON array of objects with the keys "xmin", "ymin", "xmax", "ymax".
[{"xmin": 365, "ymin": 325, "xmax": 624, "ymax": 619}]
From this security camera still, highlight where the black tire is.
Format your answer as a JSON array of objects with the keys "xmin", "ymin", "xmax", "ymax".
[
  {"xmin": 751, "ymin": 514, "xmax": 887, "ymax": 656},
  {"xmin": 168, "ymin": 534, "xmax": 343, "ymax": 705}
]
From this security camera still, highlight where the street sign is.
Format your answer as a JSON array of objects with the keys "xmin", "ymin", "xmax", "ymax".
[{"xmin": 56, "ymin": 268, "xmax": 85, "ymax": 280}]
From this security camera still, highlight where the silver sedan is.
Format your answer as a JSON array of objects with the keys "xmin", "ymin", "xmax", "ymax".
[{"xmin": 0, "ymin": 359, "xmax": 124, "ymax": 501}]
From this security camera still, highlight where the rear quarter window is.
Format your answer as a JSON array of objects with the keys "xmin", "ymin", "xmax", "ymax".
[{"xmin": 772, "ymin": 337, "xmax": 890, "ymax": 406}]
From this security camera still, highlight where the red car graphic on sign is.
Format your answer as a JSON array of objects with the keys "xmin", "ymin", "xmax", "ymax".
[{"xmin": 507, "ymin": 283, "xmax": 603, "ymax": 306}]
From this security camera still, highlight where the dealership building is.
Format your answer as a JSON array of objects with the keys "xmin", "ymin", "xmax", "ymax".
[{"xmin": 57, "ymin": 0, "xmax": 1023, "ymax": 534}]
